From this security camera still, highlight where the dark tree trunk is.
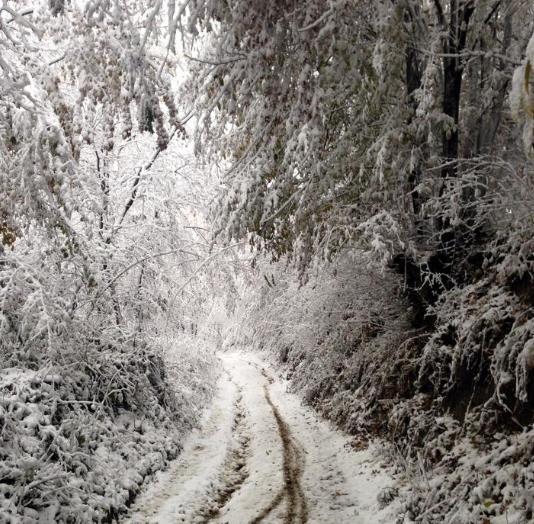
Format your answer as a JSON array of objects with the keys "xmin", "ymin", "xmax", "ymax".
[
  {"xmin": 404, "ymin": 3, "xmax": 424, "ymax": 219},
  {"xmin": 406, "ymin": 42, "xmax": 423, "ymax": 217},
  {"xmin": 441, "ymin": 0, "xmax": 475, "ymax": 179},
  {"xmin": 475, "ymin": 8, "xmax": 512, "ymax": 156}
]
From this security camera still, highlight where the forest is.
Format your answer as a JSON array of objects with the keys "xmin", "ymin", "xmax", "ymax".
[{"xmin": 1, "ymin": 1, "xmax": 534, "ymax": 523}]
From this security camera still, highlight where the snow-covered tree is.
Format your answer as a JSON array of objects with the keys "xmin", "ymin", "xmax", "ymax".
[
  {"xmin": 183, "ymin": 0, "xmax": 533, "ymax": 276},
  {"xmin": 184, "ymin": 3, "xmax": 534, "ymax": 522}
]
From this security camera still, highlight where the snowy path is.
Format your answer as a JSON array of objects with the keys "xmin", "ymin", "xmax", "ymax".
[{"xmin": 124, "ymin": 352, "xmax": 399, "ymax": 524}]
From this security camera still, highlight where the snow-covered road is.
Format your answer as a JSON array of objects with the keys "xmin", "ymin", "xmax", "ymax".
[{"xmin": 124, "ymin": 352, "xmax": 399, "ymax": 524}]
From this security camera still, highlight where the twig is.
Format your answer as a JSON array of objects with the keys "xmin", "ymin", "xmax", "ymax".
[{"xmin": 183, "ymin": 53, "xmax": 245, "ymax": 66}]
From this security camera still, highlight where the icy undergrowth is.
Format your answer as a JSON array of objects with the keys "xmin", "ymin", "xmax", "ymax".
[
  {"xmin": 394, "ymin": 230, "xmax": 534, "ymax": 523},
  {"xmin": 0, "ymin": 338, "xmax": 217, "ymax": 523}
]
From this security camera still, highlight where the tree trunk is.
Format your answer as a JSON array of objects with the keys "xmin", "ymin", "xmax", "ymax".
[
  {"xmin": 441, "ymin": 0, "xmax": 475, "ymax": 179},
  {"xmin": 404, "ymin": 2, "xmax": 424, "ymax": 219}
]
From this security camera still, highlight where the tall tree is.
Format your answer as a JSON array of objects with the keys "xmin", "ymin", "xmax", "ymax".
[{"xmin": 183, "ymin": 1, "xmax": 532, "ymax": 283}]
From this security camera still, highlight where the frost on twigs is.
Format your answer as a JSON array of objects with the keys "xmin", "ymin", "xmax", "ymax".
[
  {"xmin": 0, "ymin": 2, "xmax": 220, "ymax": 520},
  {"xmin": 377, "ymin": 486, "xmax": 399, "ymax": 509},
  {"xmin": 356, "ymin": 211, "xmax": 405, "ymax": 267}
]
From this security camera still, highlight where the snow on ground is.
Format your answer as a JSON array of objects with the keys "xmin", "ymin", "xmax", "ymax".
[
  {"xmin": 125, "ymin": 370, "xmax": 240, "ymax": 523},
  {"xmin": 124, "ymin": 350, "xmax": 400, "ymax": 523}
]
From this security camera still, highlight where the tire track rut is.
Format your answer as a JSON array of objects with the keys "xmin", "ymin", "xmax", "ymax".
[
  {"xmin": 124, "ymin": 372, "xmax": 251, "ymax": 524},
  {"xmin": 125, "ymin": 353, "xmax": 397, "ymax": 524},
  {"xmin": 194, "ymin": 384, "xmax": 251, "ymax": 523},
  {"xmin": 250, "ymin": 385, "xmax": 308, "ymax": 524}
]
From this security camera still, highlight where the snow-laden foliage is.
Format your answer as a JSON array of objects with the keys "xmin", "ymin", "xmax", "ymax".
[
  {"xmin": 0, "ymin": 342, "xmax": 216, "ymax": 522},
  {"xmin": 227, "ymin": 254, "xmax": 415, "ymax": 436},
  {"xmin": 190, "ymin": 3, "xmax": 534, "ymax": 521},
  {"xmin": 2, "ymin": 0, "xmax": 534, "ymax": 521},
  {"xmin": 184, "ymin": 0, "xmax": 533, "ymax": 272}
]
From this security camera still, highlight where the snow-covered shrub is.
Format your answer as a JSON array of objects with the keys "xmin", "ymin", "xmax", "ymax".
[
  {"xmin": 0, "ymin": 170, "xmax": 221, "ymax": 521},
  {"xmin": 0, "ymin": 219, "xmax": 217, "ymax": 521},
  {"xmin": 0, "ymin": 2, "xmax": 227, "ymax": 518},
  {"xmin": 391, "ymin": 221, "xmax": 534, "ymax": 522},
  {"xmin": 0, "ymin": 341, "xmax": 216, "ymax": 523},
  {"xmin": 399, "ymin": 427, "xmax": 534, "ymax": 523}
]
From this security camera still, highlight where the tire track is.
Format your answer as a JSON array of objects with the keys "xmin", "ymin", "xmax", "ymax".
[
  {"xmin": 193, "ymin": 386, "xmax": 251, "ymax": 523},
  {"xmin": 127, "ymin": 353, "xmax": 398, "ymax": 523},
  {"xmin": 125, "ymin": 372, "xmax": 251, "ymax": 524},
  {"xmin": 251, "ymin": 385, "xmax": 308, "ymax": 524}
]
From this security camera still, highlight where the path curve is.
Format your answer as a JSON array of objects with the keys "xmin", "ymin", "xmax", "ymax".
[{"xmin": 123, "ymin": 352, "xmax": 399, "ymax": 524}]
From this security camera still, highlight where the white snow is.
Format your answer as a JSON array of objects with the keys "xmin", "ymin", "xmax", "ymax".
[
  {"xmin": 125, "ymin": 369, "xmax": 238, "ymax": 523},
  {"xmin": 124, "ymin": 351, "xmax": 400, "ymax": 523}
]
